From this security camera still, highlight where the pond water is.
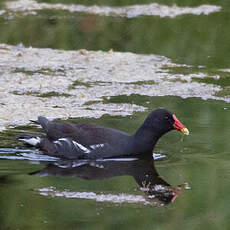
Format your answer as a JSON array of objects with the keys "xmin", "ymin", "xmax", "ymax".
[{"xmin": 1, "ymin": 0, "xmax": 230, "ymax": 229}]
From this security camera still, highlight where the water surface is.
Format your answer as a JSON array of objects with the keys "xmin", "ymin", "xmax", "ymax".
[
  {"xmin": 1, "ymin": 0, "xmax": 230, "ymax": 229},
  {"xmin": 0, "ymin": 96, "xmax": 230, "ymax": 229}
]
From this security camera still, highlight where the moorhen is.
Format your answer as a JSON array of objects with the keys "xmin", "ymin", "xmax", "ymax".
[{"xmin": 19, "ymin": 109, "xmax": 189, "ymax": 159}]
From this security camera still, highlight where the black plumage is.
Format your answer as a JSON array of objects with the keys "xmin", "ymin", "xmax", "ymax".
[{"xmin": 19, "ymin": 109, "xmax": 189, "ymax": 159}]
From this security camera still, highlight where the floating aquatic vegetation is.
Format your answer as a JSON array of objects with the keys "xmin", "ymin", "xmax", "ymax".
[
  {"xmin": 5, "ymin": 0, "xmax": 221, "ymax": 18},
  {"xmin": 0, "ymin": 43, "xmax": 225, "ymax": 131}
]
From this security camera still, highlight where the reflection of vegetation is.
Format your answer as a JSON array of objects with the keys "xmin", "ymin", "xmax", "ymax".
[
  {"xmin": 38, "ymin": 0, "xmax": 156, "ymax": 6},
  {"xmin": 165, "ymin": 66, "xmax": 195, "ymax": 75},
  {"xmin": 68, "ymin": 80, "xmax": 91, "ymax": 89},
  {"xmin": 192, "ymin": 75, "xmax": 230, "ymax": 87},
  {"xmin": 1, "ymin": 9, "xmax": 230, "ymax": 68},
  {"xmin": 215, "ymin": 87, "xmax": 230, "ymax": 97},
  {"xmin": 126, "ymin": 80, "xmax": 156, "ymax": 85},
  {"xmin": 13, "ymin": 69, "xmax": 34, "ymax": 76},
  {"xmin": 69, "ymin": 80, "xmax": 158, "ymax": 90},
  {"xmin": 11, "ymin": 90, "xmax": 71, "ymax": 97},
  {"xmin": 39, "ymin": 91, "xmax": 71, "ymax": 97},
  {"xmin": 83, "ymin": 100, "xmax": 101, "ymax": 106},
  {"xmin": 0, "ymin": 129, "xmax": 20, "ymax": 148},
  {"xmin": 11, "ymin": 90, "xmax": 40, "ymax": 96},
  {"xmin": 37, "ymin": 0, "xmax": 230, "ymax": 8},
  {"xmin": 168, "ymin": 78, "xmax": 187, "ymax": 83},
  {"xmin": 13, "ymin": 68, "xmax": 64, "ymax": 75}
]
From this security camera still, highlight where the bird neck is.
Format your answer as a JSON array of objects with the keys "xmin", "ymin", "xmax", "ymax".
[
  {"xmin": 133, "ymin": 126, "xmax": 162, "ymax": 152},
  {"xmin": 135, "ymin": 122, "xmax": 166, "ymax": 141}
]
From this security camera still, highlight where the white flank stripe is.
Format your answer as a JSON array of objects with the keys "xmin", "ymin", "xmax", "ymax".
[
  {"xmin": 58, "ymin": 138, "xmax": 72, "ymax": 146},
  {"xmin": 72, "ymin": 141, "xmax": 91, "ymax": 153},
  {"xmin": 54, "ymin": 140, "xmax": 61, "ymax": 145},
  {"xmin": 90, "ymin": 143, "xmax": 105, "ymax": 150}
]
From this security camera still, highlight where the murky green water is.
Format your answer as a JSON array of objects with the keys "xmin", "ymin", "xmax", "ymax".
[
  {"xmin": 1, "ymin": 0, "xmax": 230, "ymax": 229},
  {"xmin": 1, "ymin": 0, "xmax": 230, "ymax": 68},
  {"xmin": 1, "ymin": 96, "xmax": 230, "ymax": 229}
]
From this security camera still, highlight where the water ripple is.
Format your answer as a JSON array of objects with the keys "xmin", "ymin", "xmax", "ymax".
[{"xmin": 0, "ymin": 148, "xmax": 59, "ymax": 162}]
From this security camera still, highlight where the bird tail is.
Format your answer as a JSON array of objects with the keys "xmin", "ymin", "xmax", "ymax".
[{"xmin": 18, "ymin": 133, "xmax": 41, "ymax": 147}]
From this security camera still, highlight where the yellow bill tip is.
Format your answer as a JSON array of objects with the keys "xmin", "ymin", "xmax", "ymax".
[{"xmin": 181, "ymin": 128, "xmax": 189, "ymax": 135}]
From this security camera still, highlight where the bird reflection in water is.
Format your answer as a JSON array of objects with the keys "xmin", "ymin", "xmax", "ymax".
[{"xmin": 31, "ymin": 155, "xmax": 189, "ymax": 207}]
